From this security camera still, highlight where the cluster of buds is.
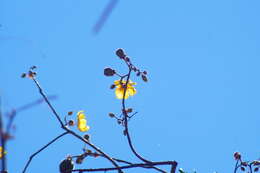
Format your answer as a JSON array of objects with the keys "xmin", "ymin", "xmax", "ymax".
[
  {"xmin": 116, "ymin": 48, "xmax": 148, "ymax": 82},
  {"xmin": 75, "ymin": 149, "xmax": 99, "ymax": 164},
  {"xmin": 233, "ymin": 152, "xmax": 260, "ymax": 172},
  {"xmin": 21, "ymin": 66, "xmax": 37, "ymax": 79}
]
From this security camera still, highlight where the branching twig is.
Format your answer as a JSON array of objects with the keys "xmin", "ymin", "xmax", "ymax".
[
  {"xmin": 29, "ymin": 77, "xmax": 123, "ymax": 173},
  {"xmin": 72, "ymin": 161, "xmax": 177, "ymax": 172},
  {"xmin": 22, "ymin": 132, "xmax": 69, "ymax": 173}
]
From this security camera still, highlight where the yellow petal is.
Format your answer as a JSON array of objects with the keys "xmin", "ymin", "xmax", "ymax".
[
  {"xmin": 78, "ymin": 119, "xmax": 90, "ymax": 132},
  {"xmin": 115, "ymin": 87, "xmax": 124, "ymax": 99},
  {"xmin": 114, "ymin": 80, "xmax": 121, "ymax": 86},
  {"xmin": 77, "ymin": 111, "xmax": 85, "ymax": 119},
  {"xmin": 127, "ymin": 87, "xmax": 137, "ymax": 96}
]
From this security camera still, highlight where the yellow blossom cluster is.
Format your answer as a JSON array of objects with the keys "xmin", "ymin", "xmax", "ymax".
[
  {"xmin": 0, "ymin": 147, "xmax": 6, "ymax": 159},
  {"xmin": 77, "ymin": 111, "xmax": 90, "ymax": 132},
  {"xmin": 114, "ymin": 80, "xmax": 137, "ymax": 99}
]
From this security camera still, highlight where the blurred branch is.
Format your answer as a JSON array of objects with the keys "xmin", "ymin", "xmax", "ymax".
[{"xmin": 92, "ymin": 0, "xmax": 119, "ymax": 34}]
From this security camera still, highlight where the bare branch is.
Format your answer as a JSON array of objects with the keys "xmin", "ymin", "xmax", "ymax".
[{"xmin": 22, "ymin": 132, "xmax": 69, "ymax": 173}]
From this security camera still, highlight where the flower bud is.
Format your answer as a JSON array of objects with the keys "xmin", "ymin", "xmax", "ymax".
[
  {"xmin": 59, "ymin": 157, "xmax": 74, "ymax": 173},
  {"xmin": 108, "ymin": 113, "xmax": 115, "ymax": 118},
  {"xmin": 141, "ymin": 75, "xmax": 148, "ymax": 82},
  {"xmin": 240, "ymin": 167, "xmax": 245, "ymax": 171},
  {"xmin": 234, "ymin": 152, "xmax": 241, "ymax": 160},
  {"xmin": 84, "ymin": 134, "xmax": 90, "ymax": 141},
  {"xmin": 110, "ymin": 84, "xmax": 116, "ymax": 89},
  {"xmin": 68, "ymin": 120, "xmax": 75, "ymax": 126},
  {"xmin": 116, "ymin": 49, "xmax": 126, "ymax": 59},
  {"xmin": 21, "ymin": 73, "xmax": 27, "ymax": 78},
  {"xmin": 104, "ymin": 68, "xmax": 115, "ymax": 76}
]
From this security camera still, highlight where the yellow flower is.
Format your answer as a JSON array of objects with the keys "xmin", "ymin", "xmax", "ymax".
[
  {"xmin": 77, "ymin": 111, "xmax": 90, "ymax": 132},
  {"xmin": 114, "ymin": 80, "xmax": 137, "ymax": 99},
  {"xmin": 0, "ymin": 147, "xmax": 6, "ymax": 159}
]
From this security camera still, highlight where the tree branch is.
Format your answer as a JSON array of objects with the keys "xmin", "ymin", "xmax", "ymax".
[{"xmin": 22, "ymin": 132, "xmax": 69, "ymax": 173}]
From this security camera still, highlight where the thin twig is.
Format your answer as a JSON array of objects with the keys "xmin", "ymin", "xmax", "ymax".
[
  {"xmin": 32, "ymin": 78, "xmax": 64, "ymax": 127},
  {"xmin": 31, "ymin": 77, "xmax": 123, "ymax": 173},
  {"xmin": 121, "ymin": 67, "xmax": 168, "ymax": 173},
  {"xmin": 22, "ymin": 132, "xmax": 69, "ymax": 173},
  {"xmin": 72, "ymin": 161, "xmax": 177, "ymax": 172}
]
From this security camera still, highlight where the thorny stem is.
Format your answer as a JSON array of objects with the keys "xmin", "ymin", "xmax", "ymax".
[
  {"xmin": 121, "ymin": 65, "xmax": 172, "ymax": 173},
  {"xmin": 30, "ymin": 77, "xmax": 123, "ymax": 173},
  {"xmin": 72, "ymin": 161, "xmax": 177, "ymax": 172},
  {"xmin": 22, "ymin": 132, "xmax": 69, "ymax": 173}
]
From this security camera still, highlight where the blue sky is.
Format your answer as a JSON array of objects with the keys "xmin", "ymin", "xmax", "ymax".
[{"xmin": 1, "ymin": 0, "xmax": 260, "ymax": 172}]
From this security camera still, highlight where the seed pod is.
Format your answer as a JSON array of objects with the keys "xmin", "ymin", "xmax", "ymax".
[
  {"xmin": 59, "ymin": 157, "xmax": 74, "ymax": 173},
  {"xmin": 116, "ymin": 49, "xmax": 126, "ymax": 59},
  {"xmin": 108, "ymin": 113, "xmax": 115, "ymax": 118},
  {"xmin": 104, "ymin": 68, "xmax": 115, "ymax": 76},
  {"xmin": 141, "ymin": 75, "xmax": 148, "ymax": 82}
]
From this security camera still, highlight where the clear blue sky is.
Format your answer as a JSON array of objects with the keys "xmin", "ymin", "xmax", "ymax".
[{"xmin": 1, "ymin": 0, "xmax": 260, "ymax": 172}]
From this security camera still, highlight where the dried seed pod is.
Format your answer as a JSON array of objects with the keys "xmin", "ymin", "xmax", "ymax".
[
  {"xmin": 234, "ymin": 152, "xmax": 241, "ymax": 160},
  {"xmin": 108, "ymin": 113, "xmax": 115, "ymax": 118},
  {"xmin": 68, "ymin": 120, "xmax": 75, "ymax": 126},
  {"xmin": 104, "ymin": 68, "xmax": 115, "ymax": 76},
  {"xmin": 59, "ymin": 157, "xmax": 74, "ymax": 173},
  {"xmin": 116, "ymin": 49, "xmax": 126, "ymax": 59},
  {"xmin": 84, "ymin": 134, "xmax": 90, "ymax": 141},
  {"xmin": 141, "ymin": 75, "xmax": 148, "ymax": 82},
  {"xmin": 21, "ymin": 73, "xmax": 27, "ymax": 78}
]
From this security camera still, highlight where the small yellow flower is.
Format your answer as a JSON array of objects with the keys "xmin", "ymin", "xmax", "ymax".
[
  {"xmin": 114, "ymin": 80, "xmax": 137, "ymax": 99},
  {"xmin": 77, "ymin": 111, "xmax": 90, "ymax": 132},
  {"xmin": 0, "ymin": 147, "xmax": 6, "ymax": 159}
]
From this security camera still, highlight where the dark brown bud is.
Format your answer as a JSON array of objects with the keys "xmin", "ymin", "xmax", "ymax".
[
  {"xmin": 76, "ymin": 156, "xmax": 84, "ymax": 164},
  {"xmin": 141, "ymin": 75, "xmax": 148, "ymax": 82},
  {"xmin": 253, "ymin": 160, "xmax": 260, "ymax": 166},
  {"xmin": 117, "ymin": 119, "xmax": 122, "ymax": 124},
  {"xmin": 143, "ymin": 71, "xmax": 147, "ymax": 75},
  {"xmin": 125, "ymin": 57, "xmax": 130, "ymax": 62},
  {"xmin": 234, "ymin": 152, "xmax": 241, "ymax": 160},
  {"xmin": 86, "ymin": 149, "xmax": 92, "ymax": 154},
  {"xmin": 254, "ymin": 167, "xmax": 259, "ymax": 172},
  {"xmin": 84, "ymin": 134, "xmax": 90, "ymax": 141},
  {"xmin": 28, "ymin": 71, "xmax": 36, "ymax": 79},
  {"xmin": 68, "ymin": 111, "xmax": 73, "ymax": 115},
  {"xmin": 137, "ymin": 72, "xmax": 141, "ymax": 76},
  {"xmin": 110, "ymin": 84, "xmax": 116, "ymax": 89},
  {"xmin": 68, "ymin": 120, "xmax": 75, "ymax": 126},
  {"xmin": 59, "ymin": 157, "xmax": 74, "ymax": 173},
  {"xmin": 108, "ymin": 113, "xmax": 115, "ymax": 118},
  {"xmin": 116, "ymin": 48, "xmax": 126, "ymax": 59},
  {"xmin": 240, "ymin": 167, "xmax": 245, "ymax": 171},
  {"xmin": 132, "ymin": 67, "xmax": 137, "ymax": 72},
  {"xmin": 21, "ymin": 73, "xmax": 27, "ymax": 78},
  {"xmin": 93, "ymin": 152, "xmax": 99, "ymax": 157},
  {"xmin": 126, "ymin": 108, "xmax": 133, "ymax": 113},
  {"xmin": 104, "ymin": 68, "xmax": 115, "ymax": 76},
  {"xmin": 30, "ymin": 65, "xmax": 37, "ymax": 70},
  {"xmin": 241, "ymin": 162, "xmax": 248, "ymax": 166}
]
